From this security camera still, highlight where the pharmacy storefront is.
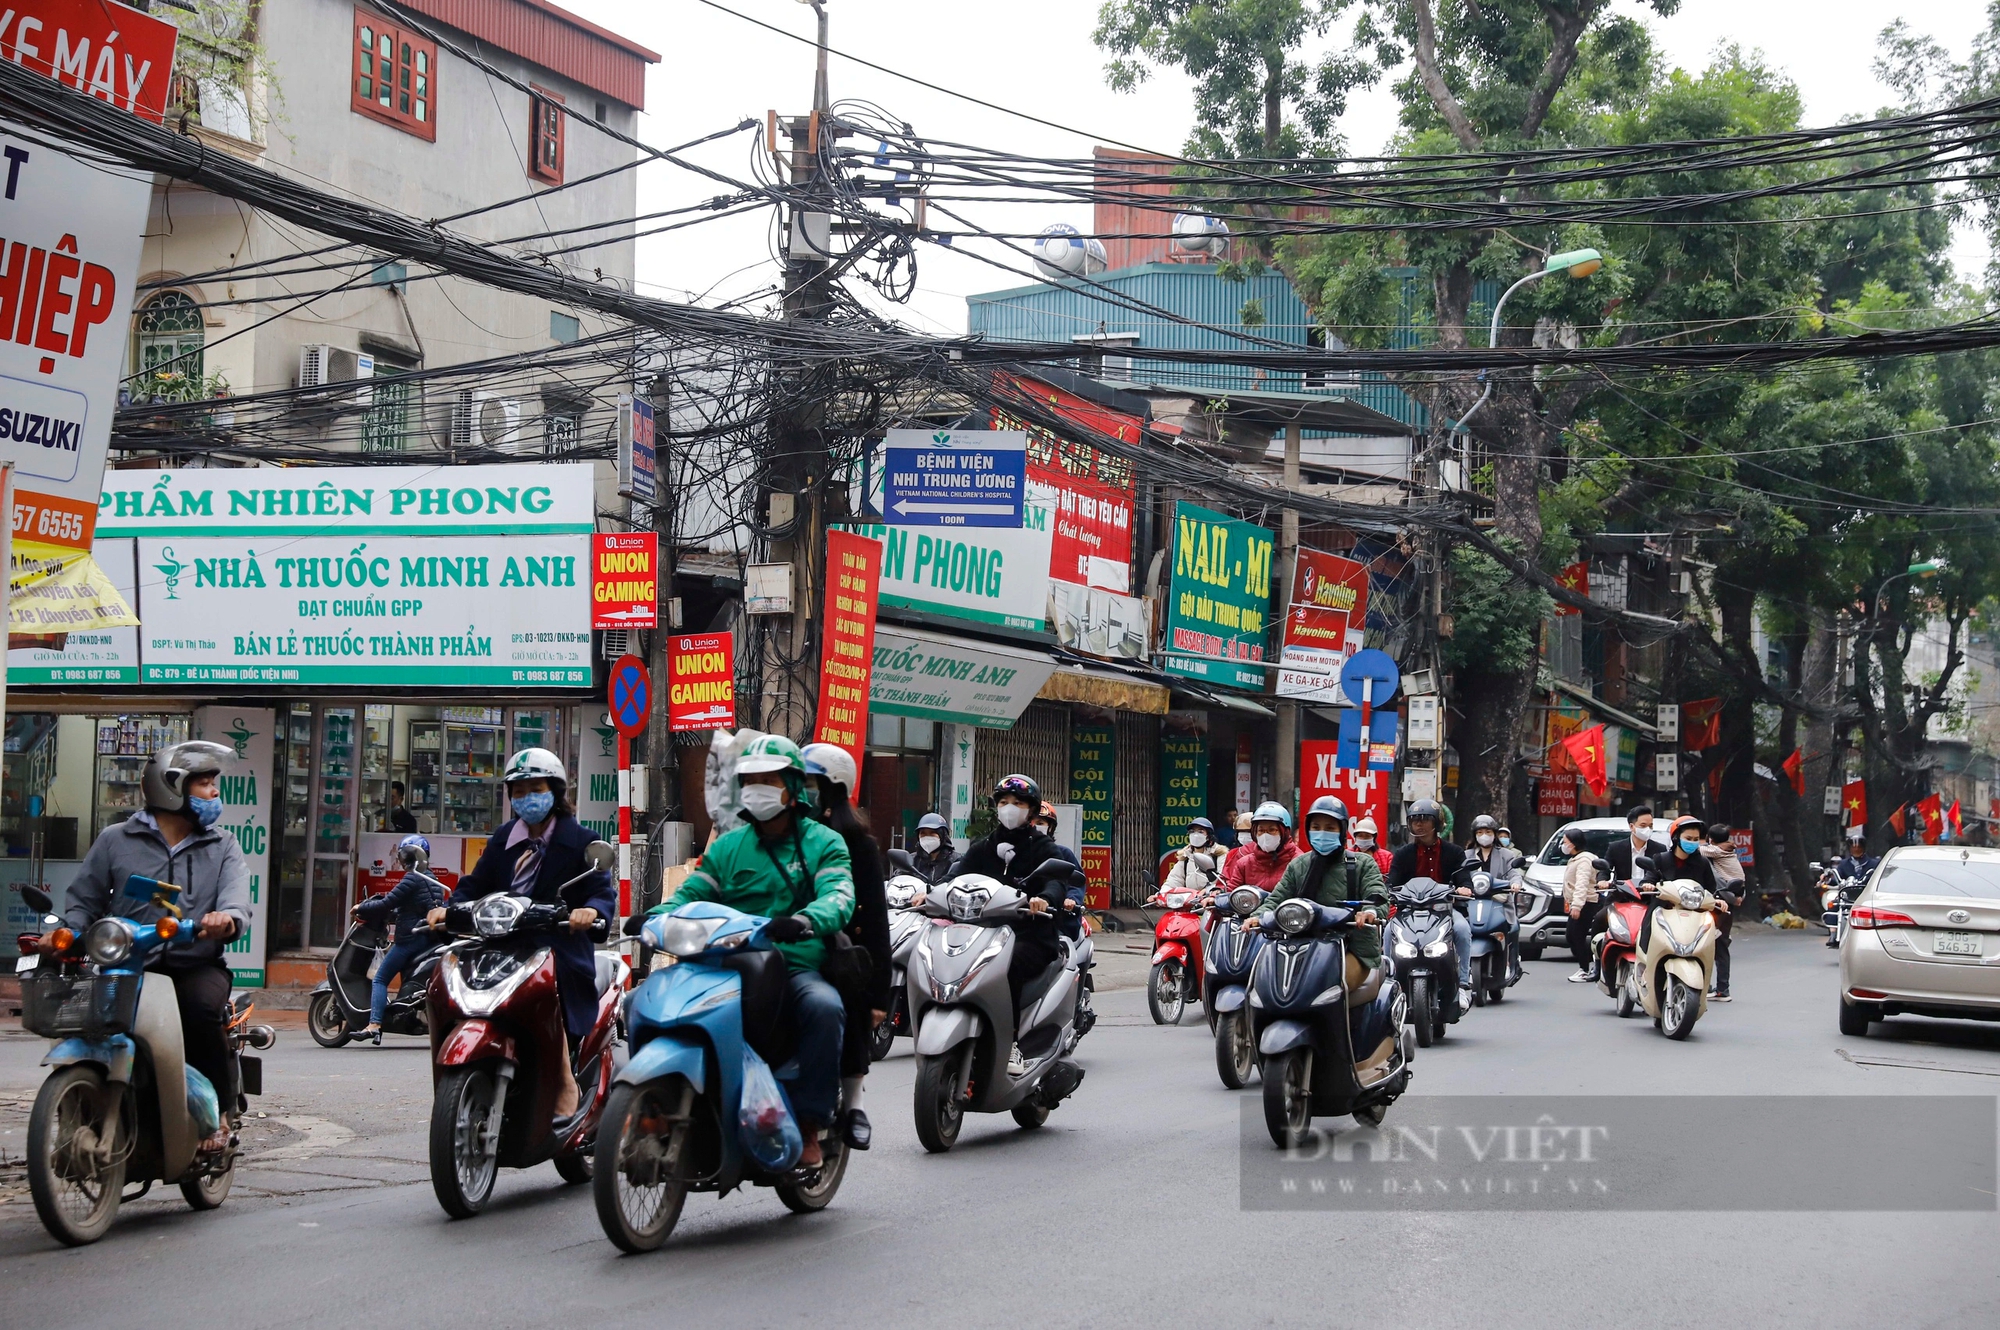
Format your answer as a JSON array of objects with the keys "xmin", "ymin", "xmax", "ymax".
[{"xmin": 3, "ymin": 463, "xmax": 609, "ymax": 987}]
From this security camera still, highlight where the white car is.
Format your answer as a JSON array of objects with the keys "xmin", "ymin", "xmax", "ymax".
[
  {"xmin": 1522, "ymin": 817, "xmax": 1641, "ymax": 958},
  {"xmin": 1838, "ymin": 845, "xmax": 2000, "ymax": 1036}
]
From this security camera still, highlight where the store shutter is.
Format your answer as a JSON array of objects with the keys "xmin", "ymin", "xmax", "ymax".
[
  {"xmin": 1114, "ymin": 710, "xmax": 1161, "ymax": 906},
  {"xmin": 972, "ymin": 701, "xmax": 1071, "ymax": 811}
]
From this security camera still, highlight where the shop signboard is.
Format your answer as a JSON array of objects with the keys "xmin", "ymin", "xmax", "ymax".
[
  {"xmin": 943, "ymin": 723, "xmax": 977, "ymax": 851},
  {"xmin": 1613, "ymin": 726, "xmax": 1638, "ymax": 788},
  {"xmin": 590, "ymin": 531, "xmax": 657, "ymax": 629},
  {"xmin": 1276, "ymin": 548, "xmax": 1369, "ymax": 700},
  {"xmin": 667, "ymin": 632, "xmax": 735, "ymax": 731},
  {"xmin": 1069, "ymin": 719, "xmax": 1115, "ymax": 909},
  {"xmin": 1299, "ymin": 739, "xmax": 1388, "ymax": 850},
  {"xmin": 1043, "ymin": 467, "xmax": 1133, "ymax": 591},
  {"xmin": 1162, "ymin": 503, "xmax": 1273, "ymax": 691},
  {"xmin": 1050, "ymin": 579, "xmax": 1148, "ymax": 662},
  {"xmin": 7, "ymin": 535, "xmax": 137, "ymax": 682},
  {"xmin": 881, "ymin": 428, "xmax": 1026, "ymax": 528},
  {"xmin": 193, "ymin": 706, "xmax": 273, "ymax": 989},
  {"xmin": 617, "ymin": 395, "xmax": 656, "ymax": 503},
  {"xmin": 134, "ymin": 534, "xmax": 591, "ymax": 686},
  {"xmin": 2, "ymin": 1, "xmax": 181, "ymax": 124},
  {"xmin": 869, "ymin": 624, "xmax": 1056, "ymax": 729},
  {"xmin": 838, "ymin": 477, "xmax": 1056, "ymax": 632},
  {"xmin": 1537, "ymin": 776, "xmax": 1579, "ymax": 818},
  {"xmin": 575, "ymin": 720, "xmax": 620, "ymax": 843},
  {"xmin": 1159, "ymin": 719, "xmax": 1207, "ymax": 854},
  {"xmin": 812, "ymin": 530, "xmax": 882, "ymax": 766}
]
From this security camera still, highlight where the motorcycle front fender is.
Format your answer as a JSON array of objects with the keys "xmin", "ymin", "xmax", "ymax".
[
  {"xmin": 1212, "ymin": 984, "xmax": 1248, "ymax": 1015},
  {"xmin": 1258, "ymin": 1018, "xmax": 1313, "ymax": 1057},
  {"xmin": 42, "ymin": 1033, "xmax": 137, "ymax": 1084},
  {"xmin": 437, "ymin": 1019, "xmax": 515, "ymax": 1068},
  {"xmin": 1151, "ymin": 941, "xmax": 1189, "ymax": 967},
  {"xmin": 616, "ymin": 1029, "xmax": 706, "ymax": 1093},
  {"xmin": 1663, "ymin": 956, "xmax": 1708, "ymax": 990},
  {"xmin": 914, "ymin": 1004, "xmax": 982, "ymax": 1058}
]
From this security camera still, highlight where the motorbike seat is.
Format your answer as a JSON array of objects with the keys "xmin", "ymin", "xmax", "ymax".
[
  {"xmin": 1344, "ymin": 952, "xmax": 1383, "ymax": 1008},
  {"xmin": 714, "ymin": 950, "xmax": 791, "ymax": 1056},
  {"xmin": 592, "ymin": 950, "xmax": 621, "ymax": 999},
  {"xmin": 1019, "ymin": 955, "xmax": 1066, "ymax": 1018}
]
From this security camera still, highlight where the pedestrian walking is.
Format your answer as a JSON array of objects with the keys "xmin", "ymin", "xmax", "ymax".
[
  {"xmin": 1561, "ymin": 830, "xmax": 1602, "ymax": 982},
  {"xmin": 1700, "ymin": 822, "xmax": 1743, "ymax": 1001}
]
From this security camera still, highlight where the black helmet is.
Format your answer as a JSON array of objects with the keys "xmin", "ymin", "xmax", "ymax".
[
  {"xmin": 917, "ymin": 812, "xmax": 949, "ymax": 833},
  {"xmin": 1408, "ymin": 798, "xmax": 1441, "ymax": 822},
  {"xmin": 1470, "ymin": 814, "xmax": 1499, "ymax": 833},
  {"xmin": 992, "ymin": 773, "xmax": 1041, "ymax": 806},
  {"xmin": 1305, "ymin": 795, "xmax": 1349, "ymax": 828}
]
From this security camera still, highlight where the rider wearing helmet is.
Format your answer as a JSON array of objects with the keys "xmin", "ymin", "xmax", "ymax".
[
  {"xmin": 1030, "ymin": 802, "xmax": 1087, "ymax": 938},
  {"xmin": 1220, "ymin": 800, "xmax": 1301, "ymax": 892},
  {"xmin": 59, "ymin": 740, "xmax": 249, "ymax": 1150},
  {"xmin": 351, "ymin": 833, "xmax": 448, "ymax": 1043},
  {"xmin": 801, "ymin": 742, "xmax": 891, "ymax": 1149},
  {"xmin": 1158, "ymin": 816, "xmax": 1218, "ymax": 887},
  {"xmin": 908, "ymin": 811, "xmax": 958, "ymax": 886},
  {"xmin": 1350, "ymin": 816, "xmax": 1392, "ymax": 876},
  {"xmin": 1389, "ymin": 797, "xmax": 1475, "ymax": 1002},
  {"xmin": 433, "ymin": 747, "xmax": 617, "ymax": 1119},
  {"xmin": 1252, "ymin": 796, "xmax": 1388, "ymax": 968},
  {"xmin": 643, "ymin": 734, "xmax": 855, "ymax": 1167},
  {"xmin": 1465, "ymin": 812, "xmax": 1529, "ymax": 984},
  {"xmin": 957, "ymin": 775, "xmax": 1079, "ymax": 1071}
]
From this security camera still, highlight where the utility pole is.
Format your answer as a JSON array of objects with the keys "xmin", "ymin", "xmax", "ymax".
[{"xmin": 1273, "ymin": 423, "xmax": 1302, "ymax": 811}]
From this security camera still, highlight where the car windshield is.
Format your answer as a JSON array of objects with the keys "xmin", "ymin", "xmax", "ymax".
[
  {"xmin": 1875, "ymin": 859, "xmax": 2000, "ymax": 900},
  {"xmin": 1538, "ymin": 827, "xmax": 1626, "ymax": 866}
]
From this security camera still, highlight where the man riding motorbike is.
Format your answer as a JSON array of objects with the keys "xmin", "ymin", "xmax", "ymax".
[
  {"xmin": 638, "ymin": 735, "xmax": 854, "ymax": 1168},
  {"xmin": 1387, "ymin": 798, "xmax": 1473, "ymax": 1007},
  {"xmin": 956, "ymin": 774, "xmax": 1079, "ymax": 1074},
  {"xmin": 1246, "ymin": 796, "xmax": 1388, "ymax": 969},
  {"xmin": 907, "ymin": 812, "xmax": 958, "ymax": 887},
  {"xmin": 56, "ymin": 740, "xmax": 249, "ymax": 1153},
  {"xmin": 1219, "ymin": 800, "xmax": 1301, "ymax": 891},
  {"xmin": 351, "ymin": 832, "xmax": 448, "ymax": 1043},
  {"xmin": 1606, "ymin": 804, "xmax": 1664, "ymax": 883},
  {"xmin": 428, "ymin": 748, "xmax": 615, "ymax": 1121},
  {"xmin": 1465, "ymin": 813, "xmax": 1527, "ymax": 982},
  {"xmin": 1834, "ymin": 828, "xmax": 1879, "ymax": 884}
]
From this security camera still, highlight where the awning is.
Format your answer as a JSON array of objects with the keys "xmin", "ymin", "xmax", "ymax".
[
  {"xmin": 871, "ymin": 624, "xmax": 1057, "ymax": 729},
  {"xmin": 1551, "ymin": 677, "xmax": 1659, "ymax": 740},
  {"xmin": 1171, "ymin": 684, "xmax": 1274, "ymax": 718},
  {"xmin": 8, "ymin": 540, "xmax": 139, "ymax": 636},
  {"xmin": 1038, "ymin": 661, "xmax": 1169, "ymax": 715}
]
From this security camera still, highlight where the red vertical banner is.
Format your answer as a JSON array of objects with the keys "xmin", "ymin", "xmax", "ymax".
[
  {"xmin": 814, "ymin": 530, "xmax": 882, "ymax": 768},
  {"xmin": 1298, "ymin": 740, "xmax": 1389, "ymax": 850}
]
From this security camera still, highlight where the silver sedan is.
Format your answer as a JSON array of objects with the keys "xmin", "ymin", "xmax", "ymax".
[{"xmin": 1838, "ymin": 845, "xmax": 2000, "ymax": 1036}]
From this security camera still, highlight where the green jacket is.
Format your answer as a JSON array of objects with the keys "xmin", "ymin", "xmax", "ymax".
[
  {"xmin": 1264, "ymin": 849, "xmax": 1388, "ymax": 966},
  {"xmin": 657, "ymin": 814, "xmax": 855, "ymax": 973}
]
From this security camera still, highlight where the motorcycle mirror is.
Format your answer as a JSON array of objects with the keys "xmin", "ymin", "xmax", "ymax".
[
  {"xmin": 583, "ymin": 840, "xmax": 617, "ymax": 872},
  {"xmin": 1808, "ymin": 861, "xmax": 1822, "ymax": 872},
  {"xmin": 1634, "ymin": 854, "xmax": 1659, "ymax": 875},
  {"xmin": 19, "ymin": 885, "xmax": 52, "ymax": 914}
]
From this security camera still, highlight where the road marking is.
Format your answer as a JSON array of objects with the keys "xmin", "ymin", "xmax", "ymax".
[
  {"xmin": 253, "ymin": 1115, "xmax": 357, "ymax": 1161},
  {"xmin": 1836, "ymin": 1047, "xmax": 2000, "ymax": 1077}
]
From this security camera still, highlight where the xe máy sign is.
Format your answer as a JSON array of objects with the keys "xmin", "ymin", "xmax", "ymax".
[
  {"xmin": 1, "ymin": 0, "xmax": 180, "ymax": 124},
  {"xmin": 813, "ymin": 529, "xmax": 882, "ymax": 766},
  {"xmin": 591, "ymin": 531, "xmax": 657, "ymax": 628}
]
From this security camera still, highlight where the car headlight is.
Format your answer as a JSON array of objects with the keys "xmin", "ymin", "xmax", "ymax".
[
  {"xmin": 1275, "ymin": 899, "xmax": 1315, "ymax": 936},
  {"xmin": 1422, "ymin": 939, "xmax": 1450, "ymax": 958},
  {"xmin": 1394, "ymin": 941, "xmax": 1418, "ymax": 959},
  {"xmin": 472, "ymin": 895, "xmax": 526, "ymax": 939},
  {"xmin": 84, "ymin": 916, "xmax": 134, "ymax": 965}
]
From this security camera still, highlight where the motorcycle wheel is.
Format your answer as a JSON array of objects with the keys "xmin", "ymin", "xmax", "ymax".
[
  {"xmin": 593, "ymin": 1080, "xmax": 690, "ymax": 1253},
  {"xmin": 1615, "ymin": 964, "xmax": 1639, "ymax": 1019},
  {"xmin": 912, "ymin": 1054, "xmax": 966, "ymax": 1154},
  {"xmin": 1660, "ymin": 973, "xmax": 1699, "ymax": 1040},
  {"xmin": 1409, "ymin": 975, "xmax": 1434, "ymax": 1048},
  {"xmin": 180, "ymin": 1153, "xmax": 234, "ymax": 1210},
  {"xmin": 1262, "ymin": 1049, "xmax": 1313, "ymax": 1149},
  {"xmin": 1352, "ymin": 1101, "xmax": 1387, "ymax": 1128},
  {"xmin": 1216, "ymin": 1009, "xmax": 1256, "ymax": 1088},
  {"xmin": 554, "ymin": 1151, "xmax": 593, "ymax": 1184},
  {"xmin": 1147, "ymin": 962, "xmax": 1186, "ymax": 1025},
  {"xmin": 429, "ymin": 1066, "xmax": 502, "ymax": 1218},
  {"xmin": 27, "ymin": 1065, "xmax": 126, "ymax": 1246},
  {"xmin": 306, "ymin": 992, "xmax": 351, "ymax": 1049},
  {"xmin": 869, "ymin": 1017, "xmax": 896, "ymax": 1063},
  {"xmin": 1011, "ymin": 1101, "xmax": 1050, "ymax": 1129},
  {"xmin": 777, "ymin": 1129, "xmax": 848, "ymax": 1212}
]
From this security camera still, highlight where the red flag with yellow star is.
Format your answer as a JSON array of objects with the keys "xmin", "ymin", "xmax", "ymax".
[
  {"xmin": 1842, "ymin": 778, "xmax": 1867, "ymax": 830},
  {"xmin": 1553, "ymin": 562, "xmax": 1589, "ymax": 616},
  {"xmin": 1561, "ymin": 724, "xmax": 1610, "ymax": 802},
  {"xmin": 1781, "ymin": 749, "xmax": 1804, "ymax": 796}
]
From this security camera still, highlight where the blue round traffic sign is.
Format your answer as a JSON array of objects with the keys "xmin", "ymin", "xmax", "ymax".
[
  {"xmin": 1340, "ymin": 648, "xmax": 1400, "ymax": 707},
  {"xmin": 609, "ymin": 654, "xmax": 651, "ymax": 737}
]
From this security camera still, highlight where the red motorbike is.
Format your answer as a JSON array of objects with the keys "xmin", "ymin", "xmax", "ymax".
[
  {"xmin": 425, "ymin": 847, "xmax": 627, "ymax": 1218},
  {"xmin": 1145, "ymin": 877, "xmax": 1211, "ymax": 1025},
  {"xmin": 1595, "ymin": 868, "xmax": 1656, "ymax": 1020}
]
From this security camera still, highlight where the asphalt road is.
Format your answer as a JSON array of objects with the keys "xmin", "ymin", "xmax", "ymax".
[{"xmin": 4, "ymin": 926, "xmax": 1998, "ymax": 1328}]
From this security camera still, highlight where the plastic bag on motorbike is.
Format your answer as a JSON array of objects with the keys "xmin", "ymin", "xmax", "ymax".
[
  {"xmin": 737, "ymin": 1045, "xmax": 802, "ymax": 1172},
  {"xmin": 185, "ymin": 1065, "xmax": 221, "ymax": 1138}
]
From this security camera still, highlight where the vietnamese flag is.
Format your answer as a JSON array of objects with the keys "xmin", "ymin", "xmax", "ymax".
[
  {"xmin": 1950, "ymin": 800, "xmax": 1963, "ymax": 840},
  {"xmin": 1562, "ymin": 724, "xmax": 1611, "ymax": 802},
  {"xmin": 1781, "ymin": 748, "xmax": 1804, "ymax": 797},
  {"xmin": 1843, "ymin": 779, "xmax": 1868, "ymax": 830},
  {"xmin": 1888, "ymin": 804, "xmax": 1907, "ymax": 837},
  {"xmin": 1553, "ymin": 561, "xmax": 1589, "ymax": 616},
  {"xmin": 1682, "ymin": 698, "xmax": 1723, "ymax": 751},
  {"xmin": 1917, "ymin": 792, "xmax": 1945, "ymax": 845}
]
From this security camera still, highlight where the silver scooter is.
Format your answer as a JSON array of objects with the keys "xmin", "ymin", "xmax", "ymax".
[
  {"xmin": 869, "ymin": 872, "xmax": 928, "ymax": 1060},
  {"xmin": 905, "ymin": 873, "xmax": 1087, "ymax": 1152}
]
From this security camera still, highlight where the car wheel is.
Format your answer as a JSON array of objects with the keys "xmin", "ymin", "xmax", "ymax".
[{"xmin": 1838, "ymin": 993, "xmax": 1880, "ymax": 1037}]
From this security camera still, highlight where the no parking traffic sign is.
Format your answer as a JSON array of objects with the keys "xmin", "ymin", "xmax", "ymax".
[{"xmin": 609, "ymin": 654, "xmax": 651, "ymax": 737}]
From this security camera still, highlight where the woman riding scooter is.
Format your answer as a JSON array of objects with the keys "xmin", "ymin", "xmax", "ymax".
[
  {"xmin": 351, "ymin": 833, "xmax": 448, "ymax": 1044},
  {"xmin": 1220, "ymin": 801, "xmax": 1301, "ymax": 892}
]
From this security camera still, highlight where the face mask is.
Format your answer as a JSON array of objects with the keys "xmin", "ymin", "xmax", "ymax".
[
  {"xmin": 1189, "ymin": 832, "xmax": 1208, "ymax": 848},
  {"xmin": 739, "ymin": 785, "xmax": 787, "ymax": 822},
  {"xmin": 918, "ymin": 834, "xmax": 941, "ymax": 854},
  {"xmin": 1632, "ymin": 825, "xmax": 1651, "ymax": 841},
  {"xmin": 1678, "ymin": 837, "xmax": 1701, "ymax": 854},
  {"xmin": 1309, "ymin": 830, "xmax": 1341, "ymax": 856},
  {"xmin": 1354, "ymin": 837, "xmax": 1375, "ymax": 851},
  {"xmin": 189, "ymin": 796, "xmax": 223, "ymax": 829},
  {"xmin": 1476, "ymin": 831, "xmax": 1495, "ymax": 846},
  {"xmin": 1257, "ymin": 832, "xmax": 1282, "ymax": 854},
  {"xmin": 1239, "ymin": 831, "xmax": 1254, "ymax": 846},
  {"xmin": 1499, "ymin": 836, "xmax": 1512, "ymax": 848},
  {"xmin": 511, "ymin": 790, "xmax": 554, "ymax": 824},
  {"xmin": 996, "ymin": 803, "xmax": 1029, "ymax": 831}
]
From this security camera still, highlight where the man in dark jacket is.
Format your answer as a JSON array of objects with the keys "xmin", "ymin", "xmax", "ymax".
[
  {"xmin": 431, "ymin": 748, "xmax": 614, "ymax": 1118},
  {"xmin": 1606, "ymin": 804, "xmax": 1667, "ymax": 883},
  {"xmin": 1387, "ymin": 797, "xmax": 1473, "ymax": 999},
  {"xmin": 352, "ymin": 833, "xmax": 448, "ymax": 1043},
  {"xmin": 957, "ymin": 774, "xmax": 1075, "ymax": 1071},
  {"xmin": 907, "ymin": 811, "xmax": 958, "ymax": 886}
]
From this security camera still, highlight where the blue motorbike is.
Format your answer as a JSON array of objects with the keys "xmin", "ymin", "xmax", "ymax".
[
  {"xmin": 1460, "ymin": 869, "xmax": 1520, "ymax": 1006},
  {"xmin": 1203, "ymin": 885, "xmax": 1267, "ymax": 1088},
  {"xmin": 592, "ymin": 901, "xmax": 848, "ymax": 1252}
]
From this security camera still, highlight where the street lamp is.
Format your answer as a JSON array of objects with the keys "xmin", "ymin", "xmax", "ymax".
[
  {"xmin": 1453, "ymin": 247, "xmax": 1605, "ymax": 437},
  {"xmin": 1871, "ymin": 558, "xmax": 1947, "ymax": 617}
]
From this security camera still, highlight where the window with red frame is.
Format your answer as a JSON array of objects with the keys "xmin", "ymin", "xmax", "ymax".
[
  {"xmin": 529, "ymin": 88, "xmax": 564, "ymax": 183},
  {"xmin": 352, "ymin": 10, "xmax": 436, "ymax": 140}
]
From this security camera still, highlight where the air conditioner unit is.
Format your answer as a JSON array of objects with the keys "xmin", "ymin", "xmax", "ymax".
[
  {"xmin": 299, "ymin": 343, "xmax": 374, "ymax": 390},
  {"xmin": 450, "ymin": 389, "xmax": 522, "ymax": 450}
]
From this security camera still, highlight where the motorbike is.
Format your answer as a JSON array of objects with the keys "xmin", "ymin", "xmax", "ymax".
[
  {"xmin": 905, "ymin": 874, "xmax": 1088, "ymax": 1153},
  {"xmin": 1596, "ymin": 872, "xmax": 1656, "ymax": 1019},
  {"xmin": 308, "ymin": 900, "xmax": 451, "ymax": 1050},
  {"xmin": 1249, "ymin": 897, "xmax": 1411, "ymax": 1148},
  {"xmin": 1203, "ymin": 884, "xmax": 1266, "ymax": 1088},
  {"xmin": 424, "ymin": 841, "xmax": 627, "ymax": 1218},
  {"xmin": 15, "ymin": 879, "xmax": 275, "ymax": 1246},
  {"xmin": 1635, "ymin": 879, "xmax": 1723, "ymax": 1040},
  {"xmin": 1459, "ymin": 869, "xmax": 1519, "ymax": 1006},
  {"xmin": 1145, "ymin": 872, "xmax": 1211, "ymax": 1025},
  {"xmin": 1814, "ymin": 863, "xmax": 1865, "ymax": 947},
  {"xmin": 869, "ymin": 873, "xmax": 928, "ymax": 1061},
  {"xmin": 1386, "ymin": 876, "xmax": 1463, "ymax": 1046},
  {"xmin": 592, "ymin": 901, "xmax": 849, "ymax": 1252}
]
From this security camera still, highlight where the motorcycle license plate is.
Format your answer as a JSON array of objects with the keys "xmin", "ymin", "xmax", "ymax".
[
  {"xmin": 15, "ymin": 954, "xmax": 38, "ymax": 973},
  {"xmin": 1934, "ymin": 930, "xmax": 1983, "ymax": 956}
]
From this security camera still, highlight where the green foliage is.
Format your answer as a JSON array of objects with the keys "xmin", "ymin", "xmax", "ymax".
[
  {"xmin": 164, "ymin": 0, "xmax": 279, "ymax": 135},
  {"xmin": 1442, "ymin": 543, "xmax": 1550, "ymax": 675}
]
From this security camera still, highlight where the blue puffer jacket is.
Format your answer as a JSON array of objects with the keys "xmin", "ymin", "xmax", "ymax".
[{"xmin": 358, "ymin": 869, "xmax": 449, "ymax": 936}]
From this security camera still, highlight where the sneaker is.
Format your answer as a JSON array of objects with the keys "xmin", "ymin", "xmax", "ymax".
[
  {"xmin": 1566, "ymin": 969, "xmax": 1593, "ymax": 983},
  {"xmin": 1459, "ymin": 988, "xmax": 1475, "ymax": 1011},
  {"xmin": 1712, "ymin": 991, "xmax": 1733, "ymax": 1002},
  {"xmin": 1006, "ymin": 1043, "xmax": 1026, "ymax": 1076}
]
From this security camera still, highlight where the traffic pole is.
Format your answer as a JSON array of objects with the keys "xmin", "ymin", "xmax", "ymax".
[{"xmin": 616, "ymin": 730, "xmax": 632, "ymax": 916}]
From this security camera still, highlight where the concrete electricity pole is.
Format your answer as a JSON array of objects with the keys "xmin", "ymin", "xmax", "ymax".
[{"xmin": 1272, "ymin": 424, "xmax": 1302, "ymax": 810}]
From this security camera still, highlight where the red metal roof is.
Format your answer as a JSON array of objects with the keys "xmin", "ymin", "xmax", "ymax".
[{"xmin": 394, "ymin": 0, "xmax": 659, "ymax": 109}]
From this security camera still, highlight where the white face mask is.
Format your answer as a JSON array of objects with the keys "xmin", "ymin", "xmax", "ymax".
[
  {"xmin": 1632, "ymin": 827, "xmax": 1651, "ymax": 844},
  {"xmin": 740, "ymin": 784, "xmax": 787, "ymax": 822},
  {"xmin": 996, "ymin": 803, "xmax": 1029, "ymax": 830},
  {"xmin": 1189, "ymin": 831, "xmax": 1208, "ymax": 848},
  {"xmin": 918, "ymin": 834, "xmax": 941, "ymax": 854},
  {"xmin": 1476, "ymin": 831, "xmax": 1495, "ymax": 846},
  {"xmin": 1354, "ymin": 837, "xmax": 1375, "ymax": 850},
  {"xmin": 1256, "ymin": 832, "xmax": 1282, "ymax": 853}
]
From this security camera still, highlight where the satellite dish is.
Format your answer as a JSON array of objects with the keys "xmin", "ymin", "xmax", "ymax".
[
  {"xmin": 1033, "ymin": 224, "xmax": 1107, "ymax": 280},
  {"xmin": 1173, "ymin": 211, "xmax": 1229, "ymax": 255}
]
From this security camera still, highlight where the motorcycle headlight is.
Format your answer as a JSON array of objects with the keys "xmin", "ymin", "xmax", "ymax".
[
  {"xmin": 1422, "ymin": 939, "xmax": 1450, "ymax": 958},
  {"xmin": 1163, "ymin": 893, "xmax": 1192, "ymax": 910},
  {"xmin": 472, "ymin": 895, "xmax": 526, "ymax": 939},
  {"xmin": 1230, "ymin": 887, "xmax": 1262, "ymax": 917},
  {"xmin": 947, "ymin": 886, "xmax": 991, "ymax": 922},
  {"xmin": 443, "ymin": 949, "xmax": 538, "ymax": 1017},
  {"xmin": 84, "ymin": 916, "xmax": 134, "ymax": 965},
  {"xmin": 654, "ymin": 915, "xmax": 724, "ymax": 957},
  {"xmin": 1311, "ymin": 984, "xmax": 1347, "ymax": 1006},
  {"xmin": 1607, "ymin": 911, "xmax": 1632, "ymax": 944},
  {"xmin": 1393, "ymin": 941, "xmax": 1418, "ymax": 959},
  {"xmin": 1275, "ymin": 899, "xmax": 1315, "ymax": 936}
]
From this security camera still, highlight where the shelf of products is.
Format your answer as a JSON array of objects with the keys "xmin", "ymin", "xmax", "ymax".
[
  {"xmin": 361, "ymin": 704, "xmax": 393, "ymax": 835},
  {"xmin": 92, "ymin": 715, "xmax": 188, "ymax": 841}
]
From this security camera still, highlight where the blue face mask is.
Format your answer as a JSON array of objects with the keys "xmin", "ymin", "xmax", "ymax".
[
  {"xmin": 1678, "ymin": 837, "xmax": 1700, "ymax": 854},
  {"xmin": 189, "ymin": 796, "xmax": 223, "ymax": 829},
  {"xmin": 1309, "ymin": 829, "xmax": 1342, "ymax": 855},
  {"xmin": 512, "ymin": 790, "xmax": 555, "ymax": 824}
]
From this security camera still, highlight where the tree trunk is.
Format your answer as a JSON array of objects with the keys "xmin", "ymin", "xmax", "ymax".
[{"xmin": 1716, "ymin": 580, "xmax": 1762, "ymax": 890}]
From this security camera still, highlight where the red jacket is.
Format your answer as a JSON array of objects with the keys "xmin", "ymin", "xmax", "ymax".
[{"xmin": 1221, "ymin": 840, "xmax": 1301, "ymax": 891}]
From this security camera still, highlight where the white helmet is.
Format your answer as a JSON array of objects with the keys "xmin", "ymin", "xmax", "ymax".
[
  {"xmin": 801, "ymin": 742, "xmax": 858, "ymax": 794},
  {"xmin": 141, "ymin": 740, "xmax": 233, "ymax": 812},
  {"xmin": 1352, "ymin": 817, "xmax": 1379, "ymax": 837},
  {"xmin": 501, "ymin": 746, "xmax": 567, "ymax": 792}
]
